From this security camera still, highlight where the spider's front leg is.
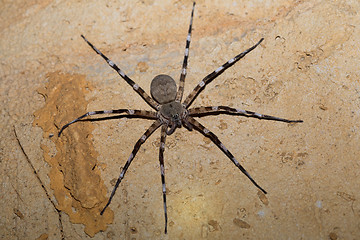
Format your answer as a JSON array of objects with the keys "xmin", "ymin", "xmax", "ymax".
[
  {"xmin": 158, "ymin": 125, "xmax": 169, "ymax": 234},
  {"xmin": 187, "ymin": 116, "xmax": 267, "ymax": 194},
  {"xmin": 188, "ymin": 106, "xmax": 303, "ymax": 123},
  {"xmin": 58, "ymin": 109, "xmax": 157, "ymax": 136},
  {"xmin": 101, "ymin": 120, "xmax": 162, "ymax": 215}
]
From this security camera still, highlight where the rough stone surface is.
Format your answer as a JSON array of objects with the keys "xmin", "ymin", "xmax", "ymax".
[{"xmin": 1, "ymin": 0, "xmax": 359, "ymax": 239}]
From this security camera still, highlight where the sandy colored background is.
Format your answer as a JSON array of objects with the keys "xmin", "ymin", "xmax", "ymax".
[{"xmin": 1, "ymin": 0, "xmax": 359, "ymax": 239}]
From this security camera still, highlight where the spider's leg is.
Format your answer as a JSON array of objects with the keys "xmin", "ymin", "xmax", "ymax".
[
  {"xmin": 187, "ymin": 116, "xmax": 267, "ymax": 194},
  {"xmin": 81, "ymin": 35, "xmax": 160, "ymax": 110},
  {"xmin": 159, "ymin": 125, "xmax": 168, "ymax": 234},
  {"xmin": 183, "ymin": 38, "xmax": 264, "ymax": 108},
  {"xmin": 58, "ymin": 109, "xmax": 157, "ymax": 137},
  {"xmin": 189, "ymin": 106, "xmax": 303, "ymax": 123},
  {"xmin": 176, "ymin": 2, "xmax": 196, "ymax": 102},
  {"xmin": 101, "ymin": 120, "xmax": 162, "ymax": 215}
]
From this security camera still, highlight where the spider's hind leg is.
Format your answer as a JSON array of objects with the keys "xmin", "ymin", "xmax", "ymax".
[
  {"xmin": 187, "ymin": 116, "xmax": 267, "ymax": 194},
  {"xmin": 183, "ymin": 38, "xmax": 264, "ymax": 108},
  {"xmin": 81, "ymin": 35, "xmax": 159, "ymax": 110},
  {"xmin": 176, "ymin": 1, "xmax": 196, "ymax": 102}
]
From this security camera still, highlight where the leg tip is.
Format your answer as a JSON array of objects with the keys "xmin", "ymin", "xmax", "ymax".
[{"xmin": 58, "ymin": 129, "xmax": 63, "ymax": 137}]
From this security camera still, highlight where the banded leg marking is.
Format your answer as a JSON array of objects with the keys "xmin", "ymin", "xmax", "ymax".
[
  {"xmin": 81, "ymin": 35, "xmax": 160, "ymax": 110},
  {"xmin": 187, "ymin": 116, "xmax": 267, "ymax": 194},
  {"xmin": 159, "ymin": 125, "xmax": 168, "ymax": 234},
  {"xmin": 101, "ymin": 120, "xmax": 162, "ymax": 215},
  {"xmin": 58, "ymin": 109, "xmax": 157, "ymax": 136},
  {"xmin": 188, "ymin": 106, "xmax": 303, "ymax": 123},
  {"xmin": 176, "ymin": 2, "xmax": 196, "ymax": 102},
  {"xmin": 183, "ymin": 38, "xmax": 264, "ymax": 108}
]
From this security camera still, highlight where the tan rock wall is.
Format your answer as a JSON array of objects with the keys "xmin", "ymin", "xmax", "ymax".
[{"xmin": 1, "ymin": 0, "xmax": 359, "ymax": 239}]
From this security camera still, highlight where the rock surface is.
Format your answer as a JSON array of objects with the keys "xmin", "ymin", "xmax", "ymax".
[{"xmin": 1, "ymin": 0, "xmax": 359, "ymax": 239}]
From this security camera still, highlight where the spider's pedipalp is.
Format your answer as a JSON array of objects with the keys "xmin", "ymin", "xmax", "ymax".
[
  {"xmin": 100, "ymin": 120, "xmax": 162, "ymax": 215},
  {"xmin": 187, "ymin": 116, "xmax": 267, "ymax": 194},
  {"xmin": 58, "ymin": 109, "xmax": 157, "ymax": 137},
  {"xmin": 80, "ymin": 34, "xmax": 159, "ymax": 110},
  {"xmin": 158, "ymin": 101, "xmax": 189, "ymax": 135},
  {"xmin": 183, "ymin": 38, "xmax": 264, "ymax": 108},
  {"xmin": 189, "ymin": 106, "xmax": 303, "ymax": 123},
  {"xmin": 159, "ymin": 125, "xmax": 168, "ymax": 234},
  {"xmin": 176, "ymin": 1, "xmax": 196, "ymax": 102}
]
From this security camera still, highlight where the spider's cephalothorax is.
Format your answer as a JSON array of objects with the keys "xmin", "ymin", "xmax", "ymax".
[
  {"xmin": 151, "ymin": 74, "xmax": 192, "ymax": 135},
  {"xmin": 58, "ymin": 1, "xmax": 302, "ymax": 234}
]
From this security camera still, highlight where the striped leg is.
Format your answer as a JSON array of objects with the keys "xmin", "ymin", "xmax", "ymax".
[
  {"xmin": 81, "ymin": 35, "xmax": 160, "ymax": 110},
  {"xmin": 159, "ymin": 125, "xmax": 168, "ymax": 234},
  {"xmin": 175, "ymin": 2, "xmax": 196, "ymax": 102},
  {"xmin": 188, "ymin": 106, "xmax": 303, "ymax": 123},
  {"xmin": 101, "ymin": 120, "xmax": 162, "ymax": 215},
  {"xmin": 187, "ymin": 116, "xmax": 267, "ymax": 194},
  {"xmin": 183, "ymin": 38, "xmax": 264, "ymax": 108},
  {"xmin": 58, "ymin": 109, "xmax": 157, "ymax": 136}
]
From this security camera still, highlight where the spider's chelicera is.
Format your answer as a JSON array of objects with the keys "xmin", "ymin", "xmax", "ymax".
[{"xmin": 58, "ymin": 2, "xmax": 302, "ymax": 234}]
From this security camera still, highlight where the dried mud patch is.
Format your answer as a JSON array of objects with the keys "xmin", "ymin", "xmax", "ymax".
[{"xmin": 33, "ymin": 71, "xmax": 113, "ymax": 237}]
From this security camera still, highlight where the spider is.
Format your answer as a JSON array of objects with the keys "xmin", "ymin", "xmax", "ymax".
[{"xmin": 58, "ymin": 2, "xmax": 302, "ymax": 234}]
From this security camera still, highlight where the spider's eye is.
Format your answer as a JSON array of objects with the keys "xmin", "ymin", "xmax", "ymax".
[{"xmin": 172, "ymin": 114, "xmax": 179, "ymax": 120}]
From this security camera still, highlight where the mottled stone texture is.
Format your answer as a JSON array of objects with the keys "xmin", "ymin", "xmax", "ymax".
[{"xmin": 1, "ymin": 0, "xmax": 359, "ymax": 239}]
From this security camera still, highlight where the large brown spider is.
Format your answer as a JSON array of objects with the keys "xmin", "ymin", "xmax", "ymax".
[{"xmin": 58, "ymin": 2, "xmax": 302, "ymax": 233}]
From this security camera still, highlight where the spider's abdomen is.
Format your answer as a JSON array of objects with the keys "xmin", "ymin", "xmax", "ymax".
[{"xmin": 150, "ymin": 75, "xmax": 177, "ymax": 104}]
